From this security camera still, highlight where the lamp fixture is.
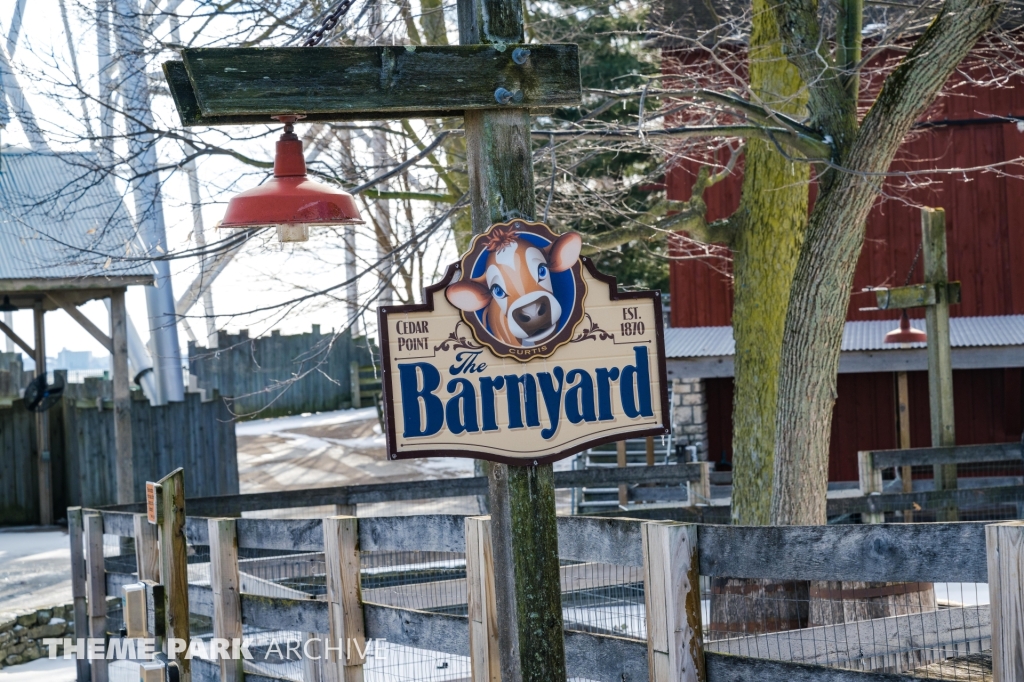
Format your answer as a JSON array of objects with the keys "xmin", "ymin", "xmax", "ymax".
[
  {"xmin": 883, "ymin": 311, "xmax": 927, "ymax": 344},
  {"xmin": 219, "ymin": 115, "xmax": 363, "ymax": 242},
  {"xmin": 0, "ymin": 296, "xmax": 18, "ymax": 312}
]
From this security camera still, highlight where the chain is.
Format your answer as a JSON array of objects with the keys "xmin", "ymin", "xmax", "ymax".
[
  {"xmin": 903, "ymin": 242, "xmax": 923, "ymax": 287},
  {"xmin": 301, "ymin": 0, "xmax": 358, "ymax": 47}
]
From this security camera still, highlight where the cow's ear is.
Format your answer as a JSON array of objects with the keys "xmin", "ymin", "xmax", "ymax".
[
  {"xmin": 548, "ymin": 232, "xmax": 582, "ymax": 272},
  {"xmin": 446, "ymin": 280, "xmax": 491, "ymax": 311}
]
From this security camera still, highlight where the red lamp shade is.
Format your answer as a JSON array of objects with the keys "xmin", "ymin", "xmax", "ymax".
[
  {"xmin": 219, "ymin": 117, "xmax": 362, "ymax": 242},
  {"xmin": 884, "ymin": 311, "xmax": 927, "ymax": 344}
]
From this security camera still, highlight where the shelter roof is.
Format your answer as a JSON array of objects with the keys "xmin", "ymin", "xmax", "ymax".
[
  {"xmin": 666, "ymin": 315, "xmax": 1024, "ymax": 359},
  {"xmin": 0, "ymin": 146, "xmax": 154, "ymax": 309}
]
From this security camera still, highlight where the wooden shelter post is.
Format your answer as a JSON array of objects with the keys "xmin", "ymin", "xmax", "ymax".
[
  {"xmin": 458, "ymin": 0, "xmax": 567, "ymax": 677},
  {"xmin": 33, "ymin": 301, "xmax": 52, "ymax": 525},
  {"xmin": 110, "ymin": 287, "xmax": 135, "ymax": 504},
  {"xmin": 922, "ymin": 208, "xmax": 957, "ymax": 520}
]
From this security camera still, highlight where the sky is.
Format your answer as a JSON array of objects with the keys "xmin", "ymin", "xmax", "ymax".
[{"xmin": 1, "ymin": 0, "xmax": 456, "ymax": 367}]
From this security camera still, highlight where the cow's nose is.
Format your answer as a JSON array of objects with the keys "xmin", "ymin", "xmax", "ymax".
[{"xmin": 513, "ymin": 299, "xmax": 551, "ymax": 335}]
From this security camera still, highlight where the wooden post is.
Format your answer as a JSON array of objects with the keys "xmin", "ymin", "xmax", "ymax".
[
  {"xmin": 896, "ymin": 371, "xmax": 914, "ymax": 521},
  {"xmin": 857, "ymin": 451, "xmax": 885, "ymax": 523},
  {"xmin": 646, "ymin": 436, "xmax": 656, "ymax": 466},
  {"xmin": 350, "ymin": 360, "xmax": 361, "ymax": 408},
  {"xmin": 687, "ymin": 462, "xmax": 710, "ymax": 507},
  {"xmin": 67, "ymin": 508, "xmax": 91, "ymax": 682},
  {"xmin": 157, "ymin": 469, "xmax": 190, "ymax": 680},
  {"xmin": 134, "ymin": 513, "xmax": 160, "ymax": 582},
  {"xmin": 618, "ymin": 439, "xmax": 629, "ymax": 508},
  {"xmin": 642, "ymin": 521, "xmax": 705, "ymax": 682},
  {"xmin": 84, "ymin": 512, "xmax": 108, "ymax": 682},
  {"xmin": 985, "ymin": 520, "xmax": 1024, "ymax": 682},
  {"xmin": 457, "ymin": 0, "xmax": 567, "ymax": 677},
  {"xmin": 922, "ymin": 207, "xmax": 958, "ymax": 520},
  {"xmin": 323, "ymin": 516, "xmax": 365, "ymax": 682},
  {"xmin": 110, "ymin": 288, "xmax": 134, "ymax": 504},
  {"xmin": 485, "ymin": 465, "xmax": 566, "ymax": 681},
  {"xmin": 209, "ymin": 518, "xmax": 243, "ymax": 682},
  {"xmin": 466, "ymin": 516, "xmax": 500, "ymax": 682},
  {"xmin": 33, "ymin": 301, "xmax": 52, "ymax": 525}
]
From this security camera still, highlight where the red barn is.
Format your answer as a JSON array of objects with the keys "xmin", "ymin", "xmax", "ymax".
[{"xmin": 663, "ymin": 52, "xmax": 1024, "ymax": 481}]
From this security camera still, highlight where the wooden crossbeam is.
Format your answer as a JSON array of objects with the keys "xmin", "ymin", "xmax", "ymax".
[
  {"xmin": 164, "ymin": 44, "xmax": 581, "ymax": 127},
  {"xmin": 0, "ymin": 318, "xmax": 33, "ymax": 357},
  {"xmin": 46, "ymin": 292, "xmax": 113, "ymax": 353},
  {"xmin": 873, "ymin": 281, "xmax": 962, "ymax": 310}
]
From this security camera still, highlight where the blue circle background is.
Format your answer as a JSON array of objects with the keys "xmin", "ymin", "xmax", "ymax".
[{"xmin": 470, "ymin": 232, "xmax": 577, "ymax": 339}]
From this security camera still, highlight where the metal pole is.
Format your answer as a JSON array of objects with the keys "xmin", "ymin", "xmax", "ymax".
[{"xmin": 111, "ymin": 0, "xmax": 184, "ymax": 403}]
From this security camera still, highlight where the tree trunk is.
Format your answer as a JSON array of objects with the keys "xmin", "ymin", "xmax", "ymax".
[
  {"xmin": 729, "ymin": 0, "xmax": 809, "ymax": 528},
  {"xmin": 769, "ymin": 0, "xmax": 1002, "ymax": 526}
]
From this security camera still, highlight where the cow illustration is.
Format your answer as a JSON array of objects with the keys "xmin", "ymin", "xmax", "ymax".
[{"xmin": 446, "ymin": 225, "xmax": 583, "ymax": 348}]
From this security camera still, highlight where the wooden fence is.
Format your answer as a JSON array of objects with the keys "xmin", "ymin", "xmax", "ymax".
[
  {"xmin": 0, "ymin": 379, "xmax": 237, "ymax": 525},
  {"xmin": 188, "ymin": 326, "xmax": 379, "ymax": 419},
  {"xmin": 72, "ymin": 482, "xmax": 1024, "ymax": 682}
]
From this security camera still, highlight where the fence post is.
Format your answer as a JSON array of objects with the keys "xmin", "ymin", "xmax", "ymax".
[
  {"xmin": 618, "ymin": 440, "xmax": 628, "ymax": 507},
  {"xmin": 84, "ymin": 512, "xmax": 108, "ymax": 682},
  {"xmin": 134, "ymin": 513, "xmax": 160, "ymax": 582},
  {"xmin": 156, "ymin": 469, "xmax": 191, "ymax": 679},
  {"xmin": 642, "ymin": 521, "xmax": 705, "ymax": 682},
  {"xmin": 350, "ymin": 361, "xmax": 361, "ymax": 408},
  {"xmin": 986, "ymin": 520, "xmax": 1024, "ymax": 682},
  {"xmin": 209, "ymin": 519, "xmax": 243, "ymax": 682},
  {"xmin": 466, "ymin": 516, "xmax": 500, "ymax": 682},
  {"xmin": 67, "ymin": 508, "xmax": 91, "ymax": 682},
  {"xmin": 858, "ymin": 451, "xmax": 885, "ymax": 523},
  {"xmin": 686, "ymin": 462, "xmax": 710, "ymax": 507},
  {"xmin": 323, "ymin": 515, "xmax": 365, "ymax": 682}
]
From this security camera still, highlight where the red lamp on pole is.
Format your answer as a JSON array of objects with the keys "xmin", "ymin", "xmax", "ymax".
[
  {"xmin": 219, "ymin": 116, "xmax": 363, "ymax": 242},
  {"xmin": 884, "ymin": 311, "xmax": 927, "ymax": 344}
]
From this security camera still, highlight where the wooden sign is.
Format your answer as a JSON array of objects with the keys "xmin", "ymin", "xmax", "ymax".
[
  {"xmin": 379, "ymin": 220, "xmax": 669, "ymax": 464},
  {"xmin": 146, "ymin": 482, "xmax": 162, "ymax": 525}
]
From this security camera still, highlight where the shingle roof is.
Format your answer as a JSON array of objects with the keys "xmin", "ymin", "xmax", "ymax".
[
  {"xmin": 0, "ymin": 147, "xmax": 155, "ymax": 285},
  {"xmin": 666, "ymin": 315, "xmax": 1024, "ymax": 359}
]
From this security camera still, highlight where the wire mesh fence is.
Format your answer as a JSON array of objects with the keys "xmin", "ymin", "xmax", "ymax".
[{"xmin": 702, "ymin": 577, "xmax": 992, "ymax": 680}]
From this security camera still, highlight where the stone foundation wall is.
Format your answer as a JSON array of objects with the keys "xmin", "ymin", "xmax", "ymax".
[
  {"xmin": 672, "ymin": 377, "xmax": 709, "ymax": 461},
  {"xmin": 0, "ymin": 603, "xmax": 75, "ymax": 668}
]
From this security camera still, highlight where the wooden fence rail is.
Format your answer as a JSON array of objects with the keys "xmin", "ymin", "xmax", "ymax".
[{"xmin": 76, "ymin": 496, "xmax": 1024, "ymax": 682}]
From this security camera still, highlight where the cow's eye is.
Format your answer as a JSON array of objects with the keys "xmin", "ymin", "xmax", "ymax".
[
  {"xmin": 538, "ymin": 264, "xmax": 549, "ymax": 280},
  {"xmin": 491, "ymin": 284, "xmax": 506, "ymax": 299}
]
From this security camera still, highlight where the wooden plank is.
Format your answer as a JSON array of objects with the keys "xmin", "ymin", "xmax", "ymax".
[
  {"xmin": 466, "ymin": 516, "xmax": 500, "ymax": 682},
  {"xmin": 698, "ymin": 523, "xmax": 989, "ymax": 583},
  {"xmin": 236, "ymin": 518, "xmax": 324, "ymax": 552},
  {"xmin": 239, "ymin": 593, "xmax": 327, "ymax": 632},
  {"xmin": 704, "ymin": 652, "xmax": 926, "ymax": 682},
  {"xmin": 643, "ymin": 522, "xmax": 704, "ymax": 682},
  {"xmin": 563, "ymin": 631, "xmax": 649, "ymax": 682},
  {"xmin": 706, "ymin": 604, "xmax": 990, "ymax": 665},
  {"xmin": 359, "ymin": 514, "xmax": 466, "ymax": 553},
  {"xmin": 618, "ymin": 440, "xmax": 629, "ymax": 507},
  {"xmin": 106, "ymin": 465, "xmax": 704, "ymax": 516},
  {"xmin": 134, "ymin": 513, "xmax": 160, "ymax": 582},
  {"xmin": 323, "ymin": 516, "xmax": 365, "ymax": 681},
  {"xmin": 109, "ymin": 288, "xmax": 134, "ymax": 504},
  {"xmin": 99, "ymin": 510, "xmax": 137, "ymax": 537},
  {"xmin": 171, "ymin": 44, "xmax": 579, "ymax": 121},
  {"xmin": 986, "ymin": 520, "xmax": 1024, "ymax": 682},
  {"xmin": 67, "ymin": 508, "xmax": 90, "ymax": 682},
  {"xmin": 827, "ymin": 484, "xmax": 1024, "ymax": 518},
  {"xmin": 209, "ymin": 519, "xmax": 243, "ymax": 682},
  {"xmin": 45, "ymin": 293, "xmax": 113, "ymax": 352},
  {"xmin": 896, "ymin": 372, "xmax": 913, "ymax": 521},
  {"xmin": 557, "ymin": 516, "xmax": 643, "ymax": 567},
  {"xmin": 157, "ymin": 468, "xmax": 191, "ymax": 677},
  {"xmin": 0, "ymin": 318, "xmax": 33, "ymax": 356},
  {"xmin": 363, "ymin": 604, "xmax": 470, "ymax": 657},
  {"xmin": 84, "ymin": 512, "xmax": 108, "ymax": 682},
  {"xmin": 870, "ymin": 442, "xmax": 1022, "ymax": 469}
]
